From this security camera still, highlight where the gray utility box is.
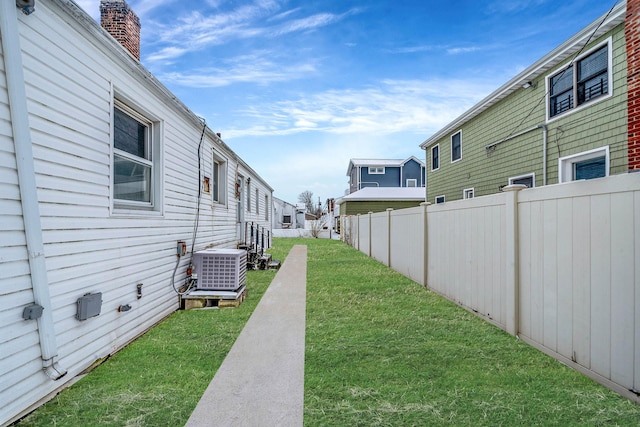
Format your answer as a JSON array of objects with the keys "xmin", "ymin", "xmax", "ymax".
[
  {"xmin": 194, "ymin": 249, "xmax": 247, "ymax": 291},
  {"xmin": 76, "ymin": 292, "xmax": 102, "ymax": 321}
]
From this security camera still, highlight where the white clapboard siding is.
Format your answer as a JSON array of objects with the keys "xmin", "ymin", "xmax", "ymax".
[{"xmin": 0, "ymin": 1, "xmax": 273, "ymax": 425}]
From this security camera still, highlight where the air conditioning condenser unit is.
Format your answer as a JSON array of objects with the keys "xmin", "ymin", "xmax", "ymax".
[{"xmin": 193, "ymin": 249, "xmax": 247, "ymax": 291}]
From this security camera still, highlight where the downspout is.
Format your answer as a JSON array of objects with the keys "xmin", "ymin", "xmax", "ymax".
[
  {"xmin": 0, "ymin": 2, "xmax": 67, "ymax": 380},
  {"xmin": 540, "ymin": 124, "xmax": 548, "ymax": 186}
]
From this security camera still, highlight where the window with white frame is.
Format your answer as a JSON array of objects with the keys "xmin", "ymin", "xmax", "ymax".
[
  {"xmin": 431, "ymin": 144, "xmax": 440, "ymax": 170},
  {"xmin": 265, "ymin": 195, "xmax": 269, "ymax": 221},
  {"xmin": 368, "ymin": 166, "xmax": 385, "ymax": 174},
  {"xmin": 406, "ymin": 179, "xmax": 417, "ymax": 187},
  {"xmin": 113, "ymin": 100, "xmax": 160, "ymax": 211},
  {"xmin": 463, "ymin": 188, "xmax": 474, "ymax": 199},
  {"xmin": 509, "ymin": 173, "xmax": 535, "ymax": 188},
  {"xmin": 212, "ymin": 156, "xmax": 227, "ymax": 204},
  {"xmin": 435, "ymin": 195, "xmax": 445, "ymax": 204},
  {"xmin": 451, "ymin": 131, "xmax": 462, "ymax": 162},
  {"xmin": 548, "ymin": 39, "xmax": 611, "ymax": 119},
  {"xmin": 559, "ymin": 146, "xmax": 609, "ymax": 183}
]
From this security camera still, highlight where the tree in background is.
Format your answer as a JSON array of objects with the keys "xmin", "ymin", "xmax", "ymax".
[{"xmin": 298, "ymin": 190, "xmax": 315, "ymax": 214}]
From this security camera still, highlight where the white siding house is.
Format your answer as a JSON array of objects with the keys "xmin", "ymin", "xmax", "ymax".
[
  {"xmin": 0, "ymin": 1, "xmax": 272, "ymax": 424},
  {"xmin": 272, "ymin": 197, "xmax": 301, "ymax": 229}
]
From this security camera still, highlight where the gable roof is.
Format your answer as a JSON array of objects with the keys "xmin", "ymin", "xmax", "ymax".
[{"xmin": 420, "ymin": 1, "xmax": 626, "ymax": 149}]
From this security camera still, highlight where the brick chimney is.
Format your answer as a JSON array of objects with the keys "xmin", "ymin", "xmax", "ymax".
[
  {"xmin": 627, "ymin": 0, "xmax": 640, "ymax": 171},
  {"xmin": 100, "ymin": 0, "xmax": 141, "ymax": 60}
]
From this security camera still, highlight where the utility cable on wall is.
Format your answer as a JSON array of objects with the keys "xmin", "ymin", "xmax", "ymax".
[{"xmin": 171, "ymin": 118, "xmax": 207, "ymax": 295}]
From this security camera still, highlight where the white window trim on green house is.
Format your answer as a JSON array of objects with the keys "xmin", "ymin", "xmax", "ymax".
[
  {"xmin": 451, "ymin": 130, "xmax": 462, "ymax": 163},
  {"xmin": 112, "ymin": 98, "xmax": 163, "ymax": 215},
  {"xmin": 431, "ymin": 144, "xmax": 440, "ymax": 171},
  {"xmin": 435, "ymin": 195, "xmax": 445, "ymax": 204},
  {"xmin": 463, "ymin": 188, "xmax": 474, "ymax": 199},
  {"xmin": 546, "ymin": 37, "xmax": 612, "ymax": 122},
  {"xmin": 509, "ymin": 173, "xmax": 536, "ymax": 188},
  {"xmin": 368, "ymin": 166, "xmax": 385, "ymax": 174},
  {"xmin": 559, "ymin": 146, "xmax": 609, "ymax": 183}
]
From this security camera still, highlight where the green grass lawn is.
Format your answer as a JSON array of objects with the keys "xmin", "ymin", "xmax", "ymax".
[{"xmin": 17, "ymin": 238, "xmax": 640, "ymax": 426}]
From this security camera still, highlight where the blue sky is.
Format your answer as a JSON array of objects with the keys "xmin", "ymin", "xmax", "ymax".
[{"xmin": 76, "ymin": 0, "xmax": 617, "ymax": 205}]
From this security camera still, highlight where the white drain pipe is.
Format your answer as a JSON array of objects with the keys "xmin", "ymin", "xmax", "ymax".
[{"xmin": 0, "ymin": 2, "xmax": 66, "ymax": 380}]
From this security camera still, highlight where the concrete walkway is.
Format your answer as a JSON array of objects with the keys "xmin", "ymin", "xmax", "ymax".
[{"xmin": 185, "ymin": 245, "xmax": 307, "ymax": 427}]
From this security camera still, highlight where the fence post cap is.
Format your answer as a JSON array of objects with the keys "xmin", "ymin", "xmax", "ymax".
[
  {"xmin": 503, "ymin": 184, "xmax": 527, "ymax": 192},
  {"xmin": 420, "ymin": 202, "xmax": 432, "ymax": 206},
  {"xmin": 386, "ymin": 208, "xmax": 394, "ymax": 211}
]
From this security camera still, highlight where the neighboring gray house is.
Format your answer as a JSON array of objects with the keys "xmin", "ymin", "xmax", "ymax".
[
  {"xmin": 272, "ymin": 197, "xmax": 302, "ymax": 229},
  {"xmin": 347, "ymin": 156, "xmax": 426, "ymax": 194},
  {"xmin": 0, "ymin": 1, "xmax": 272, "ymax": 424}
]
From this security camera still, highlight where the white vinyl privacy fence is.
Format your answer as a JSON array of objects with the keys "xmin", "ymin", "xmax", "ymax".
[{"xmin": 341, "ymin": 173, "xmax": 640, "ymax": 403}]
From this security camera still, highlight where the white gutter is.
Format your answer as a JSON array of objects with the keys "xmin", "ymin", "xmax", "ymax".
[
  {"xmin": 0, "ymin": 2, "xmax": 67, "ymax": 380},
  {"xmin": 485, "ymin": 124, "xmax": 548, "ymax": 186}
]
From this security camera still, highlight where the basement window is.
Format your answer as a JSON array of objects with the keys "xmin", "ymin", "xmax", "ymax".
[
  {"xmin": 559, "ymin": 146, "xmax": 609, "ymax": 182},
  {"xmin": 509, "ymin": 173, "xmax": 535, "ymax": 188},
  {"xmin": 435, "ymin": 195, "xmax": 445, "ymax": 204}
]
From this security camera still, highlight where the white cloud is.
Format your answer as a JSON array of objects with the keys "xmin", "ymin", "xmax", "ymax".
[
  {"xmin": 486, "ymin": 0, "xmax": 550, "ymax": 14},
  {"xmin": 155, "ymin": 51, "xmax": 317, "ymax": 86},
  {"xmin": 446, "ymin": 46, "xmax": 482, "ymax": 55},
  {"xmin": 223, "ymin": 78, "xmax": 495, "ymax": 139},
  {"xmin": 74, "ymin": 0, "xmax": 177, "ymax": 21},
  {"xmin": 142, "ymin": 4, "xmax": 358, "ymax": 62}
]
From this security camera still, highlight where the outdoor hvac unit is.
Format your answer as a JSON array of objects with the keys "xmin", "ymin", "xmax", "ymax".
[{"xmin": 194, "ymin": 249, "xmax": 247, "ymax": 291}]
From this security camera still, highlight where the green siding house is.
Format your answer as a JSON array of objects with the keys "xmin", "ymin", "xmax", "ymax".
[
  {"xmin": 337, "ymin": 187, "xmax": 426, "ymax": 216},
  {"xmin": 420, "ymin": 2, "xmax": 629, "ymax": 203}
]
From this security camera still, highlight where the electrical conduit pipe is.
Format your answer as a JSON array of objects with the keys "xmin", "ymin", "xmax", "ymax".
[
  {"xmin": 0, "ymin": 2, "xmax": 66, "ymax": 380},
  {"xmin": 485, "ymin": 124, "xmax": 548, "ymax": 186}
]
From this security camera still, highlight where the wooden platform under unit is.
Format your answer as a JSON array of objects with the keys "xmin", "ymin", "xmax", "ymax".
[{"xmin": 180, "ymin": 286, "xmax": 247, "ymax": 310}]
